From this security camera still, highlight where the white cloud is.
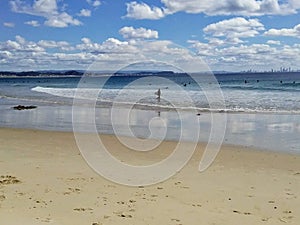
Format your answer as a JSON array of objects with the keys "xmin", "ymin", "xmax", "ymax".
[
  {"xmin": 220, "ymin": 56, "xmax": 237, "ymax": 63},
  {"xmin": 5, "ymin": 40, "xmax": 21, "ymax": 50},
  {"xmin": 119, "ymin": 26, "xmax": 158, "ymax": 39},
  {"xmin": 125, "ymin": 1, "xmax": 166, "ymax": 19},
  {"xmin": 188, "ymin": 40, "xmax": 215, "ymax": 56},
  {"xmin": 267, "ymin": 40, "xmax": 281, "ymax": 45},
  {"xmin": 15, "ymin": 35, "xmax": 26, "ymax": 44},
  {"xmin": 289, "ymin": 0, "xmax": 300, "ymax": 8},
  {"xmin": 10, "ymin": 0, "xmax": 56, "ymax": 16},
  {"xmin": 24, "ymin": 20, "xmax": 40, "ymax": 27},
  {"xmin": 189, "ymin": 39, "xmax": 300, "ymax": 71},
  {"xmin": 87, "ymin": 0, "xmax": 101, "ymax": 7},
  {"xmin": 208, "ymin": 38, "xmax": 225, "ymax": 46},
  {"xmin": 1, "ymin": 34, "xmax": 299, "ymax": 72},
  {"xmin": 0, "ymin": 50, "xmax": 13, "ymax": 57},
  {"xmin": 219, "ymin": 44, "xmax": 275, "ymax": 56},
  {"xmin": 10, "ymin": 0, "xmax": 82, "ymax": 28},
  {"xmin": 0, "ymin": 36, "xmax": 207, "ymax": 72},
  {"xmin": 0, "ymin": 35, "xmax": 44, "ymax": 52},
  {"xmin": 76, "ymin": 37, "xmax": 102, "ymax": 51},
  {"xmin": 125, "ymin": 0, "xmax": 299, "ymax": 19},
  {"xmin": 264, "ymin": 24, "xmax": 300, "ymax": 38},
  {"xmin": 203, "ymin": 17, "xmax": 265, "ymax": 43},
  {"xmin": 93, "ymin": 0, "xmax": 101, "ymax": 7},
  {"xmin": 76, "ymin": 37, "xmax": 139, "ymax": 55},
  {"xmin": 33, "ymin": 0, "xmax": 57, "ymax": 13},
  {"xmin": 38, "ymin": 40, "xmax": 71, "ymax": 49},
  {"xmin": 3, "ymin": 22, "xmax": 15, "ymax": 28},
  {"xmin": 78, "ymin": 9, "xmax": 91, "ymax": 17},
  {"xmin": 44, "ymin": 12, "xmax": 81, "ymax": 28}
]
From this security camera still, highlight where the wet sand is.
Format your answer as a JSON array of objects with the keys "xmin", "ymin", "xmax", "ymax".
[{"xmin": 0, "ymin": 127, "xmax": 299, "ymax": 225}]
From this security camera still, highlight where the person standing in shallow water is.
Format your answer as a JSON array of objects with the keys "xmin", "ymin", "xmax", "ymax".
[
  {"xmin": 155, "ymin": 88, "xmax": 161, "ymax": 102},
  {"xmin": 155, "ymin": 88, "xmax": 161, "ymax": 116}
]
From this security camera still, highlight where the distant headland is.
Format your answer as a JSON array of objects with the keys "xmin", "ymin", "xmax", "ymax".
[{"xmin": 0, "ymin": 70, "xmax": 299, "ymax": 77}]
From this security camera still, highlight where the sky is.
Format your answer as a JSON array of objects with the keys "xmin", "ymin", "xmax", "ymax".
[{"xmin": 0, "ymin": 0, "xmax": 300, "ymax": 72}]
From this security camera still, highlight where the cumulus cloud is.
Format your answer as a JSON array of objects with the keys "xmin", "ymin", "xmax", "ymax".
[
  {"xmin": 0, "ymin": 35, "xmax": 206, "ymax": 72},
  {"xmin": 10, "ymin": 0, "xmax": 82, "ymax": 28},
  {"xmin": 289, "ymin": 0, "xmax": 300, "ymax": 8},
  {"xmin": 78, "ymin": 9, "xmax": 91, "ymax": 17},
  {"xmin": 38, "ymin": 40, "xmax": 72, "ymax": 50},
  {"xmin": 1, "ymin": 34, "xmax": 299, "ymax": 72},
  {"xmin": 75, "ymin": 37, "xmax": 139, "ymax": 55},
  {"xmin": 0, "ymin": 35, "xmax": 44, "ymax": 52},
  {"xmin": 203, "ymin": 17, "xmax": 265, "ymax": 43},
  {"xmin": 76, "ymin": 37, "xmax": 102, "ymax": 51},
  {"xmin": 33, "ymin": 0, "xmax": 57, "ymax": 13},
  {"xmin": 24, "ymin": 20, "xmax": 40, "ymax": 27},
  {"xmin": 188, "ymin": 18, "xmax": 300, "ymax": 71},
  {"xmin": 87, "ymin": 0, "xmax": 101, "ymax": 7},
  {"xmin": 44, "ymin": 12, "xmax": 81, "ymax": 27},
  {"xmin": 264, "ymin": 24, "xmax": 300, "ymax": 38},
  {"xmin": 125, "ymin": 0, "xmax": 299, "ymax": 19},
  {"xmin": 188, "ymin": 39, "xmax": 300, "ymax": 71},
  {"xmin": 125, "ymin": 1, "xmax": 166, "ymax": 19},
  {"xmin": 119, "ymin": 26, "xmax": 158, "ymax": 39},
  {"xmin": 188, "ymin": 40, "xmax": 216, "ymax": 56},
  {"xmin": 267, "ymin": 40, "xmax": 281, "ymax": 45},
  {"xmin": 3, "ymin": 22, "xmax": 15, "ymax": 27}
]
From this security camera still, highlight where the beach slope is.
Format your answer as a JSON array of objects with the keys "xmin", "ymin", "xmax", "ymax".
[{"xmin": 0, "ymin": 128, "xmax": 299, "ymax": 225}]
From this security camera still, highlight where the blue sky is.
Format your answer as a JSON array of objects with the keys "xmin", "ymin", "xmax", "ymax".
[{"xmin": 0, "ymin": 0, "xmax": 299, "ymax": 72}]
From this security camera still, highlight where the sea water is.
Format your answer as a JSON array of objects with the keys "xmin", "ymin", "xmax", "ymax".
[{"xmin": 0, "ymin": 72, "xmax": 299, "ymax": 153}]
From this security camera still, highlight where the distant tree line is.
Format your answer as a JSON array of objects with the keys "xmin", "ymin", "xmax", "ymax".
[{"xmin": 0, "ymin": 70, "xmax": 84, "ymax": 77}]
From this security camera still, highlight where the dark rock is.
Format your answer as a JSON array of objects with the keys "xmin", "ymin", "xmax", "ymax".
[{"xmin": 13, "ymin": 105, "xmax": 37, "ymax": 110}]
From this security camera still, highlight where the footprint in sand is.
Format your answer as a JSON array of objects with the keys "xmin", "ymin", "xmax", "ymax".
[
  {"xmin": 233, "ymin": 210, "xmax": 252, "ymax": 215},
  {"xmin": 261, "ymin": 217, "xmax": 271, "ymax": 222},
  {"xmin": 0, "ymin": 194, "xmax": 5, "ymax": 207},
  {"xmin": 171, "ymin": 218, "xmax": 182, "ymax": 224},
  {"xmin": 73, "ymin": 207, "xmax": 93, "ymax": 212},
  {"xmin": 181, "ymin": 186, "xmax": 190, "ymax": 189},
  {"xmin": 279, "ymin": 215, "xmax": 294, "ymax": 223},
  {"xmin": 0, "ymin": 175, "xmax": 21, "ymax": 185},
  {"xmin": 29, "ymin": 199, "xmax": 49, "ymax": 209},
  {"xmin": 0, "ymin": 195, "xmax": 5, "ymax": 201},
  {"xmin": 64, "ymin": 187, "xmax": 81, "ymax": 195},
  {"xmin": 61, "ymin": 177, "xmax": 95, "ymax": 186},
  {"xmin": 283, "ymin": 210, "xmax": 292, "ymax": 215},
  {"xmin": 35, "ymin": 217, "xmax": 52, "ymax": 223},
  {"xmin": 116, "ymin": 199, "xmax": 137, "ymax": 212},
  {"xmin": 114, "ymin": 211, "xmax": 133, "ymax": 218}
]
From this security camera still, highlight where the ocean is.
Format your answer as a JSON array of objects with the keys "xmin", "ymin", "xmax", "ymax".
[
  {"xmin": 1, "ymin": 72, "xmax": 300, "ymax": 113},
  {"xmin": 0, "ymin": 72, "xmax": 299, "ymax": 153}
]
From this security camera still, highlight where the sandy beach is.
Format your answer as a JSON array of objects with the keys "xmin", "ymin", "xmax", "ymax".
[{"xmin": 0, "ymin": 127, "xmax": 299, "ymax": 225}]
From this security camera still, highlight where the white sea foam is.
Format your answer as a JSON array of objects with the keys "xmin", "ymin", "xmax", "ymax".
[{"xmin": 31, "ymin": 86, "xmax": 300, "ymax": 114}]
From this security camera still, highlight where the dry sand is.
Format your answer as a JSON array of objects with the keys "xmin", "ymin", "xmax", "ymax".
[{"xmin": 0, "ymin": 127, "xmax": 299, "ymax": 225}]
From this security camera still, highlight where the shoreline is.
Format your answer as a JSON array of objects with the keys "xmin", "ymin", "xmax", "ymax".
[
  {"xmin": 1, "ymin": 126, "xmax": 300, "ymax": 157},
  {"xmin": 1, "ymin": 99, "xmax": 300, "ymax": 154},
  {"xmin": 2, "ymin": 94, "xmax": 300, "ymax": 115},
  {"xmin": 0, "ymin": 127, "xmax": 299, "ymax": 224}
]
